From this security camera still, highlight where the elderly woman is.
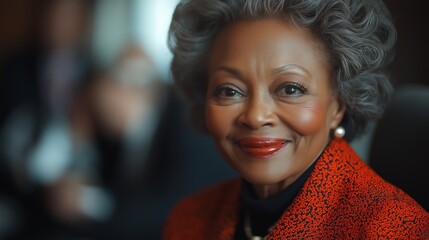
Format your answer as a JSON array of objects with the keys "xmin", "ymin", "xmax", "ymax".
[{"xmin": 163, "ymin": 0, "xmax": 429, "ymax": 239}]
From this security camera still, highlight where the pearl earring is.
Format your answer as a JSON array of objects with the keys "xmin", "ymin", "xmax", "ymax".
[{"xmin": 334, "ymin": 126, "xmax": 345, "ymax": 138}]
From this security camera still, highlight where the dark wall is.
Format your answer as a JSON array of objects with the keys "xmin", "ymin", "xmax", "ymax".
[
  {"xmin": 0, "ymin": 0, "xmax": 39, "ymax": 61},
  {"xmin": 385, "ymin": 1, "xmax": 429, "ymax": 87}
]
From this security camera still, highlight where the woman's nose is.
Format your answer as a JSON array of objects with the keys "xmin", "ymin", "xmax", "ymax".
[{"xmin": 238, "ymin": 94, "xmax": 277, "ymax": 130}]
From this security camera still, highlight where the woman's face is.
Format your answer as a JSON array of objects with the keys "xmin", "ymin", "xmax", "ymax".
[{"xmin": 205, "ymin": 19, "xmax": 345, "ymax": 187}]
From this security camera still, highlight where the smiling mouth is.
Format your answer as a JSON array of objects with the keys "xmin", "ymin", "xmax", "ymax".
[{"xmin": 235, "ymin": 137, "xmax": 291, "ymax": 159}]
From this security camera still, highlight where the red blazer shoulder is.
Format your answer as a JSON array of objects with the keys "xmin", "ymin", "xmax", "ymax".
[
  {"xmin": 163, "ymin": 179, "xmax": 241, "ymax": 240},
  {"xmin": 268, "ymin": 138, "xmax": 429, "ymax": 239}
]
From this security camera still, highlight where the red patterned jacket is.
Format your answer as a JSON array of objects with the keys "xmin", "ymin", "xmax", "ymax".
[{"xmin": 164, "ymin": 138, "xmax": 429, "ymax": 239}]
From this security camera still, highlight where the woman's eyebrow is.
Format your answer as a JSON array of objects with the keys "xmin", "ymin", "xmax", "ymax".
[
  {"xmin": 272, "ymin": 64, "xmax": 311, "ymax": 77},
  {"xmin": 211, "ymin": 66, "xmax": 243, "ymax": 78}
]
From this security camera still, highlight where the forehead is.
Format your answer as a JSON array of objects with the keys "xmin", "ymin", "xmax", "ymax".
[{"xmin": 208, "ymin": 19, "xmax": 330, "ymax": 73}]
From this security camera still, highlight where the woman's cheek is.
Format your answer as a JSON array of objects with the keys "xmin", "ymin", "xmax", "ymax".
[
  {"xmin": 205, "ymin": 104, "xmax": 231, "ymax": 139},
  {"xmin": 278, "ymin": 102, "xmax": 327, "ymax": 136}
]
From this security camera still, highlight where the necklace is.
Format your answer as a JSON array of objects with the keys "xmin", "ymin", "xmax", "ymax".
[{"xmin": 244, "ymin": 211, "xmax": 276, "ymax": 240}]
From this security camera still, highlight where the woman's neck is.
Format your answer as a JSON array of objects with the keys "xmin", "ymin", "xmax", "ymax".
[{"xmin": 251, "ymin": 158, "xmax": 318, "ymax": 199}]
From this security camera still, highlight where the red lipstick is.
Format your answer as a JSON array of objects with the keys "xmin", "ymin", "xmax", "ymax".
[{"xmin": 235, "ymin": 137, "xmax": 290, "ymax": 158}]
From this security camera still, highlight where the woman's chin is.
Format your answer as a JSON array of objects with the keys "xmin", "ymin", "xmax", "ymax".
[{"xmin": 239, "ymin": 169, "xmax": 290, "ymax": 187}]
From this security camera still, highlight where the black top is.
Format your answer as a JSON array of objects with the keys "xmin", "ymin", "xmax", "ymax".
[{"xmin": 234, "ymin": 160, "xmax": 317, "ymax": 239}]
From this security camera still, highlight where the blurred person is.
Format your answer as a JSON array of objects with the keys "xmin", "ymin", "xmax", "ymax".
[
  {"xmin": 0, "ymin": 0, "xmax": 95, "ymax": 238},
  {"xmin": 40, "ymin": 0, "xmax": 94, "ymax": 116},
  {"xmin": 81, "ymin": 45, "xmax": 164, "ymax": 184}
]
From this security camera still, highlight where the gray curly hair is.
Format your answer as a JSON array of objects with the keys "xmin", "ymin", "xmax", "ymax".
[{"xmin": 168, "ymin": 0, "xmax": 396, "ymax": 141}]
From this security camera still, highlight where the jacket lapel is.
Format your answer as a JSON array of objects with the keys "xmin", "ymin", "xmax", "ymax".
[{"xmin": 267, "ymin": 138, "xmax": 360, "ymax": 238}]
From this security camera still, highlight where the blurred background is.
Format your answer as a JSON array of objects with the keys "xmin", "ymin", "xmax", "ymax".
[
  {"xmin": 0, "ymin": 0, "xmax": 428, "ymax": 239},
  {"xmin": 0, "ymin": 0, "xmax": 237, "ymax": 239}
]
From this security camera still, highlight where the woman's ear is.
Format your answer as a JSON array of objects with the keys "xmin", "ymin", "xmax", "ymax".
[{"xmin": 330, "ymin": 99, "xmax": 346, "ymax": 129}]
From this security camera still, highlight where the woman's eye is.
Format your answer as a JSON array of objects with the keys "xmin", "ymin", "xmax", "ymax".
[
  {"xmin": 214, "ymin": 86, "xmax": 243, "ymax": 98},
  {"xmin": 276, "ymin": 83, "xmax": 307, "ymax": 97}
]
